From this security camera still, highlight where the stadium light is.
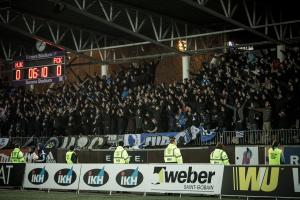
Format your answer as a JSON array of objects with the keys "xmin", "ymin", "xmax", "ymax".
[{"xmin": 178, "ymin": 40, "xmax": 187, "ymax": 52}]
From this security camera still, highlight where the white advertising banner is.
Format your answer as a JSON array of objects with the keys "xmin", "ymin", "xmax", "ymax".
[
  {"xmin": 235, "ymin": 146, "xmax": 259, "ymax": 165},
  {"xmin": 148, "ymin": 164, "xmax": 224, "ymax": 195},
  {"xmin": 79, "ymin": 164, "xmax": 151, "ymax": 192},
  {"xmin": 23, "ymin": 163, "xmax": 81, "ymax": 190}
]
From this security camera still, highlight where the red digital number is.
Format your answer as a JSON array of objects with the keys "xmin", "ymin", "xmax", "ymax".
[
  {"xmin": 28, "ymin": 68, "xmax": 33, "ymax": 79},
  {"xmin": 14, "ymin": 61, "xmax": 24, "ymax": 68},
  {"xmin": 15, "ymin": 70, "xmax": 21, "ymax": 80},
  {"xmin": 28, "ymin": 67, "xmax": 38, "ymax": 79},
  {"xmin": 56, "ymin": 65, "xmax": 62, "ymax": 76},
  {"xmin": 53, "ymin": 57, "xmax": 62, "ymax": 64},
  {"xmin": 41, "ymin": 66, "xmax": 48, "ymax": 78}
]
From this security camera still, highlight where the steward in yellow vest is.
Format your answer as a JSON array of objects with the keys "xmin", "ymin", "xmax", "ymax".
[
  {"xmin": 210, "ymin": 142, "xmax": 230, "ymax": 165},
  {"xmin": 114, "ymin": 141, "xmax": 130, "ymax": 164},
  {"xmin": 10, "ymin": 143, "xmax": 25, "ymax": 163},
  {"xmin": 65, "ymin": 145, "xmax": 77, "ymax": 164},
  {"xmin": 268, "ymin": 140, "xmax": 284, "ymax": 165},
  {"xmin": 164, "ymin": 137, "xmax": 183, "ymax": 164}
]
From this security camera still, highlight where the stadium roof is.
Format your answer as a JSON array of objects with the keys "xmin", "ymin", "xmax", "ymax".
[{"xmin": 0, "ymin": 0, "xmax": 299, "ymax": 63}]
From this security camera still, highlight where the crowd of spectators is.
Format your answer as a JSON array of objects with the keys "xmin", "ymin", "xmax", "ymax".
[{"xmin": 0, "ymin": 46, "xmax": 299, "ymax": 137}]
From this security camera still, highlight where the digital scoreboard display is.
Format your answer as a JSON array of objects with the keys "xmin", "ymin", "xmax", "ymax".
[{"xmin": 11, "ymin": 51, "xmax": 66, "ymax": 86}]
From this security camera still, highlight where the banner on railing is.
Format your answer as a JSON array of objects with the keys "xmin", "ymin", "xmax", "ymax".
[
  {"xmin": 45, "ymin": 135, "xmax": 120, "ymax": 150},
  {"xmin": 47, "ymin": 136, "xmax": 106, "ymax": 149},
  {"xmin": 149, "ymin": 164, "xmax": 224, "ymax": 195},
  {"xmin": 0, "ymin": 163, "xmax": 25, "ymax": 187},
  {"xmin": 221, "ymin": 166, "xmax": 300, "ymax": 197},
  {"xmin": 124, "ymin": 126, "xmax": 201, "ymax": 148},
  {"xmin": 0, "ymin": 138, "xmax": 9, "ymax": 150},
  {"xmin": 199, "ymin": 127, "xmax": 216, "ymax": 142},
  {"xmin": 23, "ymin": 163, "xmax": 81, "ymax": 190}
]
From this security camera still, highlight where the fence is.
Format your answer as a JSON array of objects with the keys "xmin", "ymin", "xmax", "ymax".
[
  {"xmin": 2, "ymin": 129, "xmax": 300, "ymax": 148},
  {"xmin": 199, "ymin": 129, "xmax": 300, "ymax": 146}
]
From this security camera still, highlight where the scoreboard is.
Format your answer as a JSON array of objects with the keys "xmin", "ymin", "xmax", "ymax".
[{"xmin": 11, "ymin": 51, "xmax": 66, "ymax": 86}]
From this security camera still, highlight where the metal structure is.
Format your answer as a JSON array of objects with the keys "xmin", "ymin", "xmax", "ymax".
[{"xmin": 0, "ymin": 0, "xmax": 300, "ymax": 63}]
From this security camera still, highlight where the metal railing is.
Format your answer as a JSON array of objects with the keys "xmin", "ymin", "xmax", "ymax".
[
  {"xmin": 198, "ymin": 129, "xmax": 300, "ymax": 146},
  {"xmin": 2, "ymin": 129, "xmax": 300, "ymax": 148}
]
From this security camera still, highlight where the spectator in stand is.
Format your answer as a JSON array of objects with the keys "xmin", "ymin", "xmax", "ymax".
[{"xmin": 251, "ymin": 101, "xmax": 272, "ymax": 143}]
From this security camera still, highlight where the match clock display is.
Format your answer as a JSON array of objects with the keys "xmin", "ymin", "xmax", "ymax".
[{"xmin": 11, "ymin": 51, "xmax": 66, "ymax": 86}]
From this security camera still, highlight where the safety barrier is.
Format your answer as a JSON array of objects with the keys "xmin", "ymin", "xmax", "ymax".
[
  {"xmin": 2, "ymin": 129, "xmax": 300, "ymax": 149},
  {"xmin": 203, "ymin": 129, "xmax": 300, "ymax": 146},
  {"xmin": 0, "ymin": 163, "xmax": 299, "ymax": 198}
]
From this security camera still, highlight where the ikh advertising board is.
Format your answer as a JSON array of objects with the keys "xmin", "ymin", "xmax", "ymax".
[
  {"xmin": 23, "ymin": 164, "xmax": 81, "ymax": 190},
  {"xmin": 149, "ymin": 164, "xmax": 224, "ymax": 195},
  {"xmin": 222, "ymin": 166, "xmax": 300, "ymax": 197},
  {"xmin": 79, "ymin": 164, "xmax": 150, "ymax": 192}
]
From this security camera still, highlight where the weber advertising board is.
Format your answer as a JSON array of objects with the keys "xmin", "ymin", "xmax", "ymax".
[
  {"xmin": 222, "ymin": 166, "xmax": 300, "ymax": 197},
  {"xmin": 149, "ymin": 164, "xmax": 224, "ymax": 195},
  {"xmin": 23, "ymin": 163, "xmax": 81, "ymax": 190}
]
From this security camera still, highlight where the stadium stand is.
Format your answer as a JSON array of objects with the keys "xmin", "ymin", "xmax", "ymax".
[{"xmin": 0, "ymin": 47, "xmax": 299, "ymax": 142}]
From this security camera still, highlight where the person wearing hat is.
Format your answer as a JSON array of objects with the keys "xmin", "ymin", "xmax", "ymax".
[
  {"xmin": 114, "ymin": 141, "xmax": 130, "ymax": 164},
  {"xmin": 210, "ymin": 142, "xmax": 230, "ymax": 165},
  {"xmin": 65, "ymin": 145, "xmax": 78, "ymax": 164},
  {"xmin": 10, "ymin": 143, "xmax": 25, "ymax": 163},
  {"xmin": 268, "ymin": 140, "xmax": 284, "ymax": 165},
  {"xmin": 164, "ymin": 137, "xmax": 183, "ymax": 164}
]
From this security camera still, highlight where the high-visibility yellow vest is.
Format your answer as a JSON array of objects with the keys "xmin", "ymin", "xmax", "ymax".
[
  {"xmin": 268, "ymin": 147, "xmax": 282, "ymax": 165},
  {"xmin": 10, "ymin": 148, "xmax": 25, "ymax": 163},
  {"xmin": 210, "ymin": 148, "xmax": 230, "ymax": 165},
  {"xmin": 113, "ymin": 146, "xmax": 129, "ymax": 164},
  {"xmin": 164, "ymin": 143, "xmax": 183, "ymax": 164},
  {"xmin": 66, "ymin": 151, "xmax": 75, "ymax": 164}
]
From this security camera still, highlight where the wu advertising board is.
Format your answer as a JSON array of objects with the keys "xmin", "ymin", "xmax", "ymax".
[
  {"xmin": 23, "ymin": 163, "xmax": 81, "ymax": 190},
  {"xmin": 149, "ymin": 164, "xmax": 224, "ymax": 195},
  {"xmin": 79, "ymin": 164, "xmax": 150, "ymax": 192},
  {"xmin": 0, "ymin": 163, "xmax": 25, "ymax": 187},
  {"xmin": 221, "ymin": 166, "xmax": 300, "ymax": 197}
]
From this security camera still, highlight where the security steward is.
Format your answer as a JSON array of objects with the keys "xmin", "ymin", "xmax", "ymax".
[
  {"xmin": 268, "ymin": 140, "xmax": 284, "ymax": 165},
  {"xmin": 10, "ymin": 143, "xmax": 25, "ymax": 163},
  {"xmin": 65, "ymin": 145, "xmax": 77, "ymax": 164},
  {"xmin": 210, "ymin": 142, "xmax": 230, "ymax": 165},
  {"xmin": 164, "ymin": 137, "xmax": 183, "ymax": 164},
  {"xmin": 114, "ymin": 141, "xmax": 130, "ymax": 164}
]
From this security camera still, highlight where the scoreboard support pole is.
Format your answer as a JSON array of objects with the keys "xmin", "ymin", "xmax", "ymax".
[{"xmin": 101, "ymin": 64, "xmax": 108, "ymax": 76}]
